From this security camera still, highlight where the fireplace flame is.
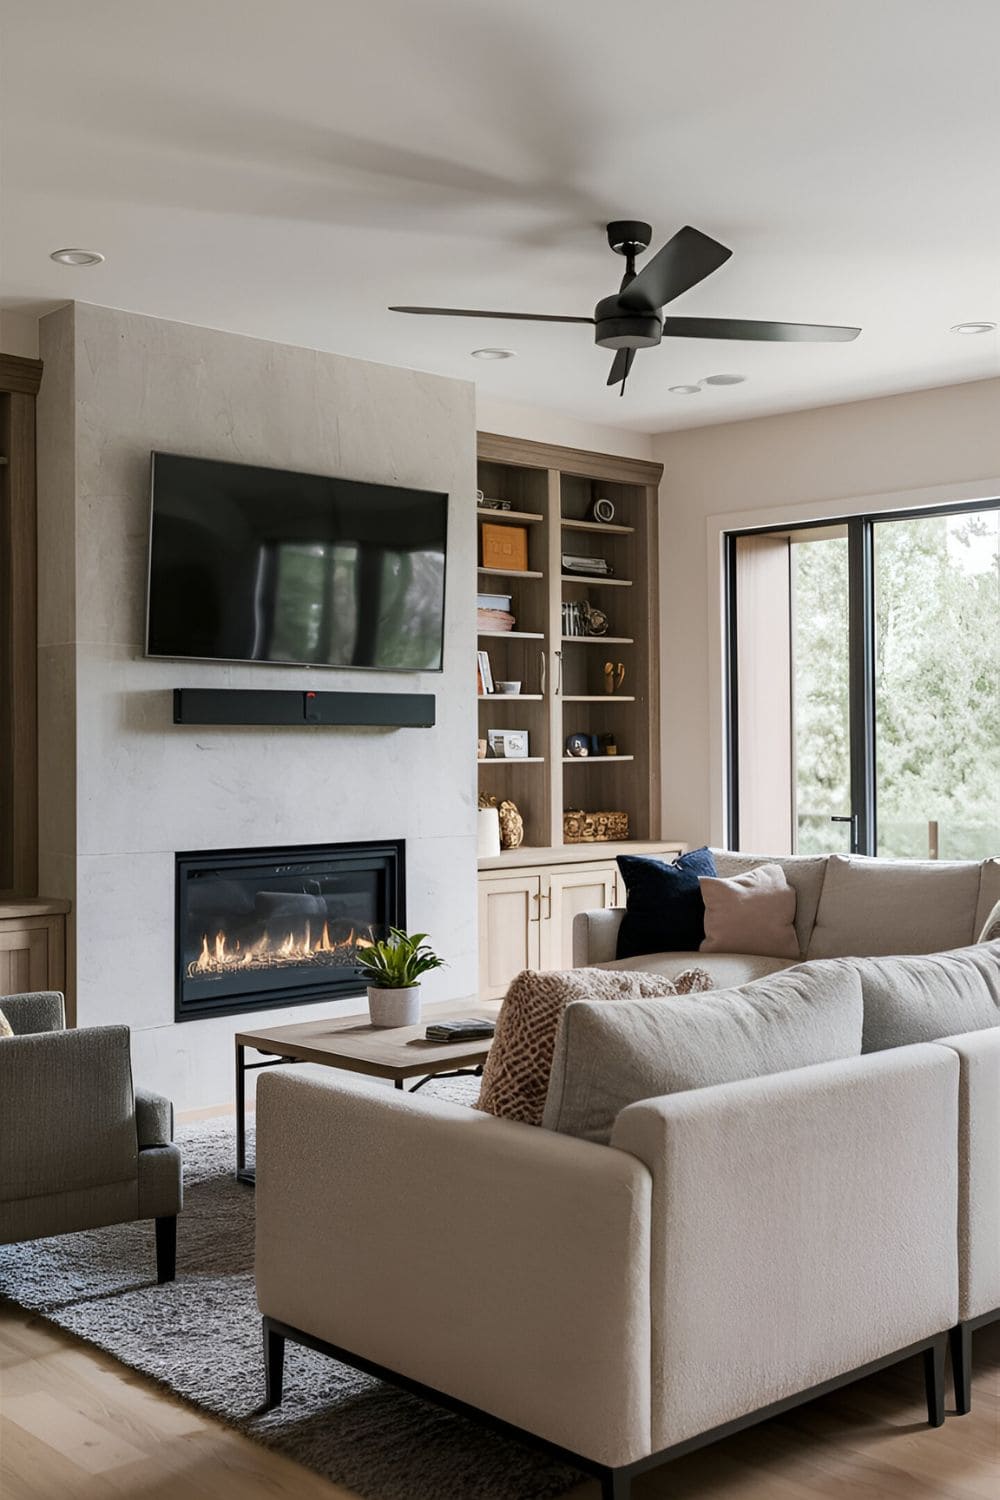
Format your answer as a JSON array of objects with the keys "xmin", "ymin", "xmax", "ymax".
[{"xmin": 188, "ymin": 919, "xmax": 374, "ymax": 981}]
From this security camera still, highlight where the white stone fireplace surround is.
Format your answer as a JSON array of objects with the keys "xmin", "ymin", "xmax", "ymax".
[{"xmin": 36, "ymin": 302, "xmax": 478, "ymax": 1110}]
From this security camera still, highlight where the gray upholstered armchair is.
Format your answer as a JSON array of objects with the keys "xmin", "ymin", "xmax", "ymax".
[{"xmin": 0, "ymin": 992, "xmax": 182, "ymax": 1282}]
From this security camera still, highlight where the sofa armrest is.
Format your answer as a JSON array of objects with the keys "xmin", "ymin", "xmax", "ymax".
[
  {"xmin": 612, "ymin": 1045, "xmax": 959, "ymax": 1452},
  {"xmin": 135, "ymin": 1087, "xmax": 174, "ymax": 1149},
  {"xmin": 572, "ymin": 907, "xmax": 623, "ymax": 966},
  {"xmin": 0, "ymin": 1025, "xmax": 137, "ymax": 1204},
  {"xmin": 255, "ymin": 1072, "xmax": 652, "ymax": 1467},
  {"xmin": 0, "ymin": 991, "xmax": 65, "ymax": 1035},
  {"xmin": 932, "ymin": 1028, "xmax": 1000, "ymax": 1321}
]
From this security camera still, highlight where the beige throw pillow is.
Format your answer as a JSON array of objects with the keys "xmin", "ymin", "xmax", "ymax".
[
  {"xmin": 699, "ymin": 862, "xmax": 799, "ymax": 959},
  {"xmin": 0, "ymin": 1008, "xmax": 12, "ymax": 1038},
  {"xmin": 476, "ymin": 965, "xmax": 712, "ymax": 1126}
]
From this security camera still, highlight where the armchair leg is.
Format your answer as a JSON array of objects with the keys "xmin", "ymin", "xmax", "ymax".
[
  {"xmin": 923, "ymin": 1337, "xmax": 946, "ymax": 1427},
  {"xmin": 264, "ymin": 1318, "xmax": 285, "ymax": 1409},
  {"xmin": 154, "ymin": 1216, "xmax": 177, "ymax": 1284},
  {"xmin": 601, "ymin": 1471, "xmax": 630, "ymax": 1500},
  {"xmin": 949, "ymin": 1322, "xmax": 972, "ymax": 1416}
]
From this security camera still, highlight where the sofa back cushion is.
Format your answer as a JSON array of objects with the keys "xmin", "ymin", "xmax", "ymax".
[
  {"xmin": 806, "ymin": 854, "xmax": 980, "ymax": 959},
  {"xmin": 854, "ymin": 943, "xmax": 1000, "ymax": 1052},
  {"xmin": 476, "ymin": 965, "xmax": 712, "ymax": 1127},
  {"xmin": 710, "ymin": 851, "xmax": 827, "ymax": 957},
  {"xmin": 975, "ymin": 859, "xmax": 1000, "ymax": 939},
  {"xmin": 699, "ymin": 863, "xmax": 800, "ymax": 959},
  {"xmin": 542, "ymin": 961, "xmax": 864, "ymax": 1144}
]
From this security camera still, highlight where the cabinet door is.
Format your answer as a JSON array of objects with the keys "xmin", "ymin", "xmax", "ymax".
[
  {"xmin": 478, "ymin": 874, "xmax": 541, "ymax": 997},
  {"xmin": 543, "ymin": 865, "xmax": 618, "ymax": 971},
  {"xmin": 0, "ymin": 916, "xmax": 64, "ymax": 995}
]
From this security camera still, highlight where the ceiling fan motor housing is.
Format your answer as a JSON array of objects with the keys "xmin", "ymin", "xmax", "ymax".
[{"xmin": 593, "ymin": 294, "xmax": 662, "ymax": 349}]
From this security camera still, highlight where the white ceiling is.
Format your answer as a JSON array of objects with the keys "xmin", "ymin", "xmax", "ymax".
[{"xmin": 3, "ymin": 0, "xmax": 1000, "ymax": 434}]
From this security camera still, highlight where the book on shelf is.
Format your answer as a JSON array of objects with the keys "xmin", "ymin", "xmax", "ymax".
[{"xmin": 477, "ymin": 649, "xmax": 495, "ymax": 695}]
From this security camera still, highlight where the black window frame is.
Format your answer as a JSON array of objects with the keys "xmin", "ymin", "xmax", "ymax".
[{"xmin": 724, "ymin": 497, "xmax": 999, "ymax": 854}]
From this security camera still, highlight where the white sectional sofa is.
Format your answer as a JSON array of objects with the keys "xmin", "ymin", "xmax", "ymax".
[
  {"xmin": 251, "ymin": 852, "xmax": 1000, "ymax": 1498},
  {"xmin": 573, "ymin": 849, "xmax": 1000, "ymax": 981}
]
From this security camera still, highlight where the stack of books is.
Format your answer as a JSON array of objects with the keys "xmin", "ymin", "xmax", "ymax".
[
  {"xmin": 477, "ymin": 589, "xmax": 515, "ymax": 633},
  {"xmin": 562, "ymin": 553, "xmax": 613, "ymax": 578}
]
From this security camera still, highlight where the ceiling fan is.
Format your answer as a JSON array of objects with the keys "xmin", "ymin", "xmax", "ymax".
[{"xmin": 390, "ymin": 220, "xmax": 860, "ymax": 395}]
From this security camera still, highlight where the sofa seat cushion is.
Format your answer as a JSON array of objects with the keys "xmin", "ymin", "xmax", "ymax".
[
  {"xmin": 615, "ymin": 847, "xmax": 717, "ymax": 959},
  {"xmin": 596, "ymin": 950, "xmax": 798, "ymax": 988},
  {"xmin": 855, "ymin": 942, "xmax": 1000, "ymax": 1052},
  {"xmin": 807, "ymin": 853, "xmax": 980, "ymax": 959},
  {"xmin": 700, "ymin": 863, "xmax": 800, "ymax": 959},
  {"xmin": 543, "ymin": 960, "xmax": 864, "ymax": 1144},
  {"xmin": 711, "ymin": 851, "xmax": 828, "ymax": 958},
  {"xmin": 476, "ymin": 965, "xmax": 712, "ymax": 1127}
]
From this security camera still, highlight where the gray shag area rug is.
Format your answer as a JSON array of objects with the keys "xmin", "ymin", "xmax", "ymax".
[{"xmin": 0, "ymin": 1081, "xmax": 583, "ymax": 1500}]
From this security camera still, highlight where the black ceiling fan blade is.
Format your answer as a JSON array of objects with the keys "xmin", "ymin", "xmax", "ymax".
[
  {"xmin": 606, "ymin": 347, "xmax": 635, "ymax": 394},
  {"xmin": 617, "ymin": 226, "xmax": 732, "ymax": 314},
  {"xmin": 663, "ymin": 316, "xmax": 861, "ymax": 342},
  {"xmin": 389, "ymin": 306, "xmax": 594, "ymax": 324}
]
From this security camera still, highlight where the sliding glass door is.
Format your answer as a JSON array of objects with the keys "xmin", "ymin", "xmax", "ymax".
[{"xmin": 727, "ymin": 502, "xmax": 999, "ymax": 858}]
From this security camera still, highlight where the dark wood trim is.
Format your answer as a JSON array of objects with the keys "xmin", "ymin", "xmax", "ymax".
[
  {"xmin": 0, "ymin": 354, "xmax": 43, "ymax": 397},
  {"xmin": 477, "ymin": 431, "xmax": 663, "ymax": 487},
  {"xmin": 261, "ymin": 1314, "xmax": 949, "ymax": 1499},
  {"xmin": 0, "ymin": 385, "xmax": 39, "ymax": 896}
]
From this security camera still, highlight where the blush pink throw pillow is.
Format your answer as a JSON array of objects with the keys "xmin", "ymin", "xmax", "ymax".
[{"xmin": 699, "ymin": 862, "xmax": 800, "ymax": 959}]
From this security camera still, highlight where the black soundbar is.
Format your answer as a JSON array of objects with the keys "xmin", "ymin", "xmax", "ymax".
[{"xmin": 173, "ymin": 688, "xmax": 436, "ymax": 728}]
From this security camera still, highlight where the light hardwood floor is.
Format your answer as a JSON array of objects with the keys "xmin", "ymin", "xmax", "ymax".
[{"xmin": 0, "ymin": 1304, "xmax": 996, "ymax": 1500}]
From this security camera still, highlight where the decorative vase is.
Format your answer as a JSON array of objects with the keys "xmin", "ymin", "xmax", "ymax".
[
  {"xmin": 477, "ymin": 806, "xmax": 501, "ymax": 858},
  {"xmin": 367, "ymin": 984, "xmax": 421, "ymax": 1028}
]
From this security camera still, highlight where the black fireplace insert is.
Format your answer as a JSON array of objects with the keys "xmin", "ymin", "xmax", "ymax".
[{"xmin": 175, "ymin": 840, "xmax": 404, "ymax": 1021}]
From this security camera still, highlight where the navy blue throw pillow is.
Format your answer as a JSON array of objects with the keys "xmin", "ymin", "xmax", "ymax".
[{"xmin": 615, "ymin": 847, "xmax": 718, "ymax": 959}]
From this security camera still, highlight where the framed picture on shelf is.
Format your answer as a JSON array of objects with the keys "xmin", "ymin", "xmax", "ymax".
[{"xmin": 487, "ymin": 729, "xmax": 529, "ymax": 759}]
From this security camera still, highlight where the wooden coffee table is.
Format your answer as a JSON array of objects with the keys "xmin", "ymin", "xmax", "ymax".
[{"xmin": 234, "ymin": 999, "xmax": 500, "ymax": 1183}]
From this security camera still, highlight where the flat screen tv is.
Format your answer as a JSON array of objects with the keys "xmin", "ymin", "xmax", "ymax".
[{"xmin": 146, "ymin": 453, "xmax": 447, "ymax": 671}]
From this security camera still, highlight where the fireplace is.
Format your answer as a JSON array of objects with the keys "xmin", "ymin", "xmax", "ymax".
[{"xmin": 175, "ymin": 840, "xmax": 404, "ymax": 1021}]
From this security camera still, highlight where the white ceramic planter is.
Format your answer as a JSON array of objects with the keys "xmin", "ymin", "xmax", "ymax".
[{"xmin": 367, "ymin": 984, "xmax": 421, "ymax": 1028}]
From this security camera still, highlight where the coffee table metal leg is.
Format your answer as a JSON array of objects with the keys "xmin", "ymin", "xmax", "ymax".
[
  {"xmin": 236, "ymin": 1043, "xmax": 252, "ymax": 1185},
  {"xmin": 409, "ymin": 1065, "xmax": 484, "ymax": 1094}
]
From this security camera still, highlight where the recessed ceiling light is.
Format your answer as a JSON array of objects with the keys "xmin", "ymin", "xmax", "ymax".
[
  {"xmin": 668, "ymin": 384, "xmax": 701, "ymax": 395},
  {"xmin": 701, "ymin": 372, "xmax": 746, "ymax": 386},
  {"xmin": 50, "ymin": 247, "xmax": 105, "ymax": 267},
  {"xmin": 950, "ymin": 321, "xmax": 995, "ymax": 335},
  {"xmin": 471, "ymin": 347, "xmax": 516, "ymax": 360}
]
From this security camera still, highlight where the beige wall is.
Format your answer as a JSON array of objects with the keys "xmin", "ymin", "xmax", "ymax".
[
  {"xmin": 653, "ymin": 376, "xmax": 1000, "ymax": 847},
  {"xmin": 476, "ymin": 393, "xmax": 655, "ymax": 461}
]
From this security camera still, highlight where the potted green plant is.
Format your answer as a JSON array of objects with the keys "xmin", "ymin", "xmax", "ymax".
[{"xmin": 357, "ymin": 927, "xmax": 445, "ymax": 1028}]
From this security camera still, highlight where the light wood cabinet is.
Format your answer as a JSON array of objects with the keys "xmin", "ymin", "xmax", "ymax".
[
  {"xmin": 0, "ymin": 901, "xmax": 68, "ymax": 997},
  {"xmin": 478, "ymin": 873, "xmax": 542, "ymax": 995},
  {"xmin": 477, "ymin": 843, "xmax": 683, "ymax": 997}
]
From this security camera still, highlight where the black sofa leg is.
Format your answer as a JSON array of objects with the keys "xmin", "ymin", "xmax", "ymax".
[
  {"xmin": 264, "ymin": 1318, "xmax": 285, "ymax": 1409},
  {"xmin": 600, "ymin": 1471, "xmax": 630, "ymax": 1500},
  {"xmin": 923, "ymin": 1337, "xmax": 946, "ymax": 1427},
  {"xmin": 949, "ymin": 1323, "xmax": 972, "ymax": 1416},
  {"xmin": 154, "ymin": 1216, "xmax": 177, "ymax": 1284}
]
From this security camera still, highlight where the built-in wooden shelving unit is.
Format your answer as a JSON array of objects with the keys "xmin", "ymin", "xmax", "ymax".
[{"xmin": 475, "ymin": 431, "xmax": 662, "ymax": 850}]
